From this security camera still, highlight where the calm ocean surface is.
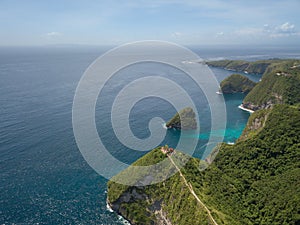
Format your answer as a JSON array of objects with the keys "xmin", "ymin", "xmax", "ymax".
[{"xmin": 1, "ymin": 45, "xmax": 299, "ymax": 224}]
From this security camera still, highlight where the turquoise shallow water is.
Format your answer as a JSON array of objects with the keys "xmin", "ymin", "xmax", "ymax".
[{"xmin": 0, "ymin": 46, "xmax": 273, "ymax": 224}]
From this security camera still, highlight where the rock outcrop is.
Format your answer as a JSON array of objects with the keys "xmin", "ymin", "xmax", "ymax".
[
  {"xmin": 166, "ymin": 107, "xmax": 197, "ymax": 130},
  {"xmin": 220, "ymin": 74, "xmax": 256, "ymax": 94}
]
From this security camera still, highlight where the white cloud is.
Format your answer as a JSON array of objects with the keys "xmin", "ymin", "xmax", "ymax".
[
  {"xmin": 45, "ymin": 32, "xmax": 62, "ymax": 37},
  {"xmin": 215, "ymin": 32, "xmax": 224, "ymax": 38},
  {"xmin": 263, "ymin": 24, "xmax": 271, "ymax": 32},
  {"xmin": 171, "ymin": 32, "xmax": 183, "ymax": 38},
  {"xmin": 235, "ymin": 22, "xmax": 300, "ymax": 39},
  {"xmin": 278, "ymin": 22, "xmax": 295, "ymax": 32},
  {"xmin": 270, "ymin": 22, "xmax": 298, "ymax": 37}
]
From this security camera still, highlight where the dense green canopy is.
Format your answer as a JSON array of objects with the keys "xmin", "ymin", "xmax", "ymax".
[
  {"xmin": 107, "ymin": 59, "xmax": 300, "ymax": 225},
  {"xmin": 220, "ymin": 74, "xmax": 256, "ymax": 94},
  {"xmin": 108, "ymin": 105, "xmax": 300, "ymax": 225}
]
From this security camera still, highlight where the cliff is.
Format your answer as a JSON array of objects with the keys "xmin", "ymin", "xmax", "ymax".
[
  {"xmin": 206, "ymin": 59, "xmax": 274, "ymax": 74},
  {"xmin": 220, "ymin": 74, "xmax": 256, "ymax": 94},
  {"xmin": 237, "ymin": 109, "xmax": 269, "ymax": 141},
  {"xmin": 166, "ymin": 107, "xmax": 197, "ymax": 130},
  {"xmin": 107, "ymin": 149, "xmax": 211, "ymax": 225},
  {"xmin": 209, "ymin": 59, "xmax": 300, "ymax": 111},
  {"xmin": 242, "ymin": 59, "xmax": 300, "ymax": 111},
  {"xmin": 107, "ymin": 60, "xmax": 300, "ymax": 224},
  {"xmin": 107, "ymin": 104, "xmax": 300, "ymax": 225}
]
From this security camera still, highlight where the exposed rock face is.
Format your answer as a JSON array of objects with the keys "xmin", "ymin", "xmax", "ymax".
[
  {"xmin": 107, "ymin": 149, "xmax": 212, "ymax": 225},
  {"xmin": 238, "ymin": 109, "xmax": 270, "ymax": 141},
  {"xmin": 242, "ymin": 92, "xmax": 284, "ymax": 111},
  {"xmin": 242, "ymin": 101, "xmax": 273, "ymax": 111},
  {"xmin": 251, "ymin": 118, "xmax": 263, "ymax": 130},
  {"xmin": 108, "ymin": 186, "xmax": 172, "ymax": 225},
  {"xmin": 247, "ymin": 114, "xmax": 268, "ymax": 132},
  {"xmin": 166, "ymin": 107, "xmax": 197, "ymax": 130},
  {"xmin": 212, "ymin": 59, "xmax": 300, "ymax": 112},
  {"xmin": 108, "ymin": 104, "xmax": 300, "ymax": 225},
  {"xmin": 153, "ymin": 208, "xmax": 172, "ymax": 225},
  {"xmin": 109, "ymin": 187, "xmax": 145, "ymax": 222}
]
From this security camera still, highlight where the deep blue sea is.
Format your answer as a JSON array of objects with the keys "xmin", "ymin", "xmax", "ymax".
[{"xmin": 1, "ymin": 45, "xmax": 299, "ymax": 224}]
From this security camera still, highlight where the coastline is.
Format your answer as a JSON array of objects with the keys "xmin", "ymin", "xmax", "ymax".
[
  {"xmin": 162, "ymin": 123, "xmax": 168, "ymax": 130},
  {"xmin": 106, "ymin": 201, "xmax": 114, "ymax": 213},
  {"xmin": 106, "ymin": 199, "xmax": 132, "ymax": 225},
  {"xmin": 238, "ymin": 104, "xmax": 254, "ymax": 113}
]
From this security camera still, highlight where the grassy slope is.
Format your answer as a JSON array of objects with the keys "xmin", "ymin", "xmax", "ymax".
[{"xmin": 108, "ymin": 105, "xmax": 300, "ymax": 225}]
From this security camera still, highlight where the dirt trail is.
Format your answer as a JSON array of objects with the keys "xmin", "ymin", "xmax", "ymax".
[{"xmin": 168, "ymin": 155, "xmax": 219, "ymax": 225}]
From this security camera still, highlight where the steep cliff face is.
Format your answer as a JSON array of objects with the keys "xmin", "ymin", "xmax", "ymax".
[
  {"xmin": 206, "ymin": 59, "xmax": 273, "ymax": 74},
  {"xmin": 108, "ymin": 185, "xmax": 172, "ymax": 225},
  {"xmin": 166, "ymin": 107, "xmax": 197, "ymax": 130},
  {"xmin": 238, "ymin": 109, "xmax": 269, "ymax": 141},
  {"xmin": 107, "ymin": 149, "xmax": 212, "ymax": 225},
  {"xmin": 220, "ymin": 74, "xmax": 256, "ymax": 94},
  {"xmin": 208, "ymin": 59, "xmax": 300, "ymax": 111},
  {"xmin": 108, "ymin": 105, "xmax": 300, "ymax": 225},
  {"xmin": 242, "ymin": 60, "xmax": 300, "ymax": 111},
  {"xmin": 107, "ymin": 60, "xmax": 300, "ymax": 225}
]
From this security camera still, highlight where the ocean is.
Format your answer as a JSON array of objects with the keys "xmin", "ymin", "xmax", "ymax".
[{"xmin": 1, "ymin": 45, "xmax": 299, "ymax": 224}]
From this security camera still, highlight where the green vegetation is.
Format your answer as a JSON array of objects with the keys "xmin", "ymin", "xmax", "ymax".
[
  {"xmin": 243, "ymin": 60, "xmax": 300, "ymax": 110},
  {"xmin": 207, "ymin": 59, "xmax": 275, "ymax": 74},
  {"xmin": 108, "ymin": 105, "xmax": 300, "ymax": 225},
  {"xmin": 107, "ymin": 147, "xmax": 168, "ymax": 203},
  {"xmin": 108, "ymin": 60, "xmax": 300, "ymax": 225},
  {"xmin": 200, "ymin": 105, "xmax": 300, "ymax": 225},
  {"xmin": 166, "ymin": 107, "xmax": 197, "ymax": 130},
  {"xmin": 220, "ymin": 74, "xmax": 256, "ymax": 94},
  {"xmin": 209, "ymin": 59, "xmax": 300, "ymax": 110},
  {"xmin": 107, "ymin": 149, "xmax": 211, "ymax": 225},
  {"xmin": 238, "ymin": 108, "xmax": 269, "ymax": 141}
]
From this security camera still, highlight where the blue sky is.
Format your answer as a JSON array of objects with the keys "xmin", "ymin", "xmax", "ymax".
[{"xmin": 0, "ymin": 0, "xmax": 300, "ymax": 46}]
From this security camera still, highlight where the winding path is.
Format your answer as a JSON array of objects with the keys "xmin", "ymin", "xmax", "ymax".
[{"xmin": 168, "ymin": 155, "xmax": 219, "ymax": 225}]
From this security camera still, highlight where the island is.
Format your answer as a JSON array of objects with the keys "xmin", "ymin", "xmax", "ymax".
[
  {"xmin": 166, "ymin": 107, "xmax": 197, "ymax": 130},
  {"xmin": 220, "ymin": 74, "xmax": 256, "ymax": 94}
]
